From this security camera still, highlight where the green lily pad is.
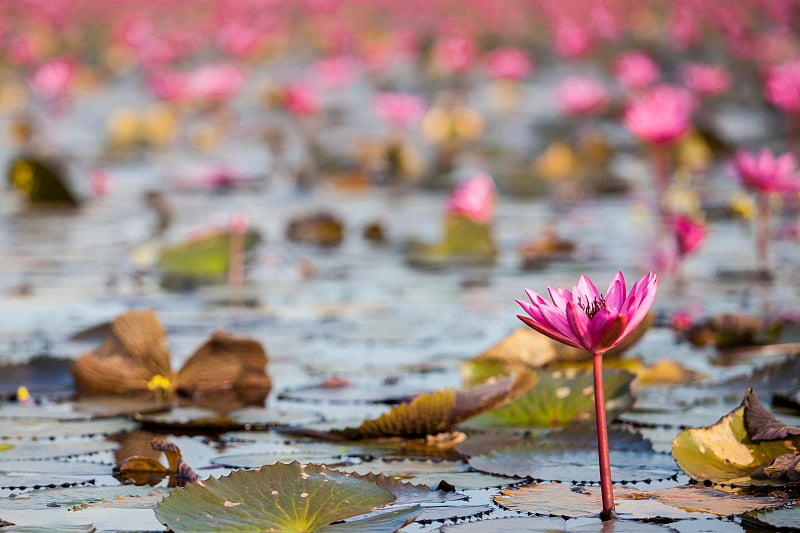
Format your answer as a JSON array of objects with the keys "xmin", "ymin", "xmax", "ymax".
[
  {"xmin": 672, "ymin": 392, "xmax": 799, "ymax": 486},
  {"xmin": 0, "ymin": 475, "xmax": 97, "ymax": 491},
  {"xmin": 331, "ymin": 375, "xmax": 531, "ymax": 440},
  {"xmin": 155, "ymin": 461, "xmax": 395, "ymax": 532},
  {"xmin": 494, "ymin": 482, "xmax": 785, "ymax": 519},
  {"xmin": 406, "ymin": 214, "xmax": 497, "ymax": 268},
  {"xmin": 321, "ymin": 504, "xmax": 421, "ymax": 532},
  {"xmin": 0, "ymin": 440, "xmax": 118, "ymax": 461},
  {"xmin": 0, "ymin": 524, "xmax": 95, "ymax": 533},
  {"xmin": 158, "ymin": 228, "xmax": 261, "ymax": 288},
  {"xmin": 464, "ymin": 369, "xmax": 635, "ymax": 428}
]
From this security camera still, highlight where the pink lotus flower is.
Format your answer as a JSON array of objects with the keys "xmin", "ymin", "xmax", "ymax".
[
  {"xmin": 485, "ymin": 47, "xmax": 532, "ymax": 80},
  {"xmin": 217, "ymin": 20, "xmax": 263, "ymax": 57},
  {"xmin": 282, "ymin": 82, "xmax": 320, "ymax": 117},
  {"xmin": 373, "ymin": 92, "xmax": 425, "ymax": 128},
  {"xmin": 433, "ymin": 36, "xmax": 474, "ymax": 73},
  {"xmin": 148, "ymin": 64, "xmax": 245, "ymax": 102},
  {"xmin": 557, "ymin": 76, "xmax": 608, "ymax": 116},
  {"xmin": 553, "ymin": 20, "xmax": 593, "ymax": 58},
  {"xmin": 445, "ymin": 173, "xmax": 495, "ymax": 224},
  {"xmin": 614, "ymin": 52, "xmax": 660, "ymax": 91},
  {"xmin": 517, "ymin": 271, "xmax": 659, "ymax": 356},
  {"xmin": 763, "ymin": 60, "xmax": 800, "ymax": 113},
  {"xmin": 311, "ymin": 55, "xmax": 360, "ymax": 89},
  {"xmin": 90, "ymin": 169, "xmax": 112, "ymax": 197},
  {"xmin": 681, "ymin": 63, "xmax": 730, "ymax": 96},
  {"xmin": 624, "ymin": 85, "xmax": 694, "ymax": 145},
  {"xmin": 29, "ymin": 58, "xmax": 75, "ymax": 100},
  {"xmin": 673, "ymin": 215, "xmax": 706, "ymax": 257},
  {"xmin": 733, "ymin": 149, "xmax": 800, "ymax": 195},
  {"xmin": 517, "ymin": 271, "xmax": 659, "ymax": 519}
]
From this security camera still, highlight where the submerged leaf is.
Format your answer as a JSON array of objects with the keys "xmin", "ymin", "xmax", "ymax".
[
  {"xmin": 330, "ymin": 375, "xmax": 532, "ymax": 440},
  {"xmin": 672, "ymin": 391, "xmax": 799, "ymax": 486},
  {"xmin": 113, "ymin": 437, "xmax": 198, "ymax": 487},
  {"xmin": 155, "ymin": 462, "xmax": 395, "ymax": 532}
]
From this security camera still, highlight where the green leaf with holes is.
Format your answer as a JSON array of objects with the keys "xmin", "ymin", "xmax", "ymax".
[
  {"xmin": 463, "ymin": 368, "xmax": 635, "ymax": 428},
  {"xmin": 154, "ymin": 461, "xmax": 395, "ymax": 532}
]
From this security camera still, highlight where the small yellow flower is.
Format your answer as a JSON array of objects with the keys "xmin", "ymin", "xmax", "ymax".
[
  {"xmin": 16, "ymin": 385, "xmax": 31, "ymax": 403},
  {"xmin": 148, "ymin": 374, "xmax": 171, "ymax": 392},
  {"xmin": 730, "ymin": 192, "xmax": 756, "ymax": 219}
]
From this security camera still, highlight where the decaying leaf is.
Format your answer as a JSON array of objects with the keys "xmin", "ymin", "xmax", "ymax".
[
  {"xmin": 743, "ymin": 387, "xmax": 800, "ymax": 442},
  {"xmin": 672, "ymin": 390, "xmax": 800, "ymax": 486},
  {"xmin": 330, "ymin": 374, "xmax": 535, "ymax": 440},
  {"xmin": 114, "ymin": 437, "xmax": 198, "ymax": 487},
  {"xmin": 71, "ymin": 310, "xmax": 270, "ymax": 407},
  {"xmin": 7, "ymin": 155, "xmax": 80, "ymax": 206}
]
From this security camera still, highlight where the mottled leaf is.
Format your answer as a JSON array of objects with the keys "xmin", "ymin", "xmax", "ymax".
[
  {"xmin": 155, "ymin": 462, "xmax": 395, "ymax": 532},
  {"xmin": 743, "ymin": 387, "xmax": 800, "ymax": 441}
]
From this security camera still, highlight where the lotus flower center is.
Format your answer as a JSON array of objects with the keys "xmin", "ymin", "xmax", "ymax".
[{"xmin": 579, "ymin": 295, "xmax": 606, "ymax": 319}]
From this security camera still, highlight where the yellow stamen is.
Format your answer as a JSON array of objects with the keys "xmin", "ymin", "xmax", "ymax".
[
  {"xmin": 16, "ymin": 385, "xmax": 31, "ymax": 403},
  {"xmin": 147, "ymin": 374, "xmax": 171, "ymax": 392}
]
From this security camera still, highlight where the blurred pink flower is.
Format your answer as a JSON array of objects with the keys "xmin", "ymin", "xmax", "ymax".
[
  {"xmin": 217, "ymin": 20, "xmax": 263, "ymax": 57},
  {"xmin": 89, "ymin": 169, "xmax": 112, "ymax": 197},
  {"xmin": 230, "ymin": 213, "xmax": 249, "ymax": 234},
  {"xmin": 433, "ymin": 36, "xmax": 474, "ymax": 73},
  {"xmin": 186, "ymin": 63, "xmax": 246, "ymax": 101},
  {"xmin": 681, "ymin": 63, "xmax": 730, "ymax": 96},
  {"xmin": 282, "ymin": 82, "xmax": 320, "ymax": 117},
  {"xmin": 764, "ymin": 60, "xmax": 800, "ymax": 113},
  {"xmin": 557, "ymin": 76, "xmax": 608, "ymax": 116},
  {"xmin": 373, "ymin": 92, "xmax": 425, "ymax": 128},
  {"xmin": 624, "ymin": 85, "xmax": 694, "ymax": 145},
  {"xmin": 485, "ymin": 47, "xmax": 532, "ymax": 80},
  {"xmin": 29, "ymin": 58, "xmax": 75, "ymax": 100},
  {"xmin": 553, "ymin": 20, "xmax": 593, "ymax": 58},
  {"xmin": 516, "ymin": 271, "xmax": 659, "ymax": 357},
  {"xmin": 733, "ymin": 149, "xmax": 800, "ymax": 195},
  {"xmin": 445, "ymin": 173, "xmax": 495, "ymax": 224},
  {"xmin": 614, "ymin": 52, "xmax": 660, "ymax": 91},
  {"xmin": 311, "ymin": 55, "xmax": 360, "ymax": 89},
  {"xmin": 673, "ymin": 215, "xmax": 706, "ymax": 257}
]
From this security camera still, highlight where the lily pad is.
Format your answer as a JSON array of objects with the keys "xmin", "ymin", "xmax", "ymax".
[
  {"xmin": 321, "ymin": 505, "xmax": 421, "ymax": 532},
  {"xmin": 7, "ymin": 155, "xmax": 80, "ymax": 206},
  {"xmin": 406, "ymin": 214, "xmax": 497, "ymax": 268},
  {"xmin": 0, "ymin": 439, "xmax": 118, "ymax": 461},
  {"xmin": 469, "ymin": 443, "xmax": 678, "ymax": 483},
  {"xmin": 158, "ymin": 227, "xmax": 261, "ymax": 288},
  {"xmin": 743, "ymin": 501, "xmax": 800, "ymax": 530},
  {"xmin": 494, "ymin": 482, "xmax": 785, "ymax": 519},
  {"xmin": 335, "ymin": 459, "xmax": 515, "ymax": 490},
  {"xmin": 2, "ymin": 485, "xmax": 169, "ymax": 510},
  {"xmin": 672, "ymin": 390, "xmax": 799, "ymax": 486},
  {"xmin": 464, "ymin": 369, "xmax": 634, "ymax": 428},
  {"xmin": 331, "ymin": 375, "xmax": 532, "ymax": 440},
  {"xmin": 0, "ymin": 418, "xmax": 136, "ymax": 440},
  {"xmin": 155, "ymin": 461, "xmax": 395, "ymax": 532}
]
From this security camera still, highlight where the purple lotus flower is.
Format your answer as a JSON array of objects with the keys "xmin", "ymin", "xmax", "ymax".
[{"xmin": 517, "ymin": 271, "xmax": 659, "ymax": 356}]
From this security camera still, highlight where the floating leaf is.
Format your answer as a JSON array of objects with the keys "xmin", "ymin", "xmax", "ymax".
[
  {"xmin": 672, "ymin": 391, "xmax": 799, "ymax": 486},
  {"xmin": 0, "ymin": 439, "xmax": 117, "ymax": 460},
  {"xmin": 743, "ymin": 388, "xmax": 800, "ymax": 442},
  {"xmin": 285, "ymin": 211, "xmax": 344, "ymax": 247},
  {"xmin": 2, "ymin": 485, "xmax": 169, "ymax": 510},
  {"xmin": 0, "ymin": 418, "xmax": 136, "ymax": 440},
  {"xmin": 495, "ymin": 482, "xmax": 785, "ymax": 519},
  {"xmin": 7, "ymin": 155, "xmax": 80, "ymax": 206},
  {"xmin": 743, "ymin": 501, "xmax": 800, "ymax": 530},
  {"xmin": 469, "ymin": 442, "xmax": 677, "ymax": 483},
  {"xmin": 406, "ymin": 214, "xmax": 497, "ymax": 268},
  {"xmin": 465, "ymin": 369, "xmax": 634, "ymax": 428},
  {"xmin": 335, "ymin": 459, "xmax": 513, "ymax": 490},
  {"xmin": 320, "ymin": 505, "xmax": 420, "ymax": 532},
  {"xmin": 467, "ymin": 328, "xmax": 557, "ymax": 377},
  {"xmin": 155, "ymin": 462, "xmax": 395, "ymax": 532},
  {"xmin": 114, "ymin": 437, "xmax": 198, "ymax": 487},
  {"xmin": 158, "ymin": 228, "xmax": 261, "ymax": 287},
  {"xmin": 330, "ymin": 375, "xmax": 532, "ymax": 439}
]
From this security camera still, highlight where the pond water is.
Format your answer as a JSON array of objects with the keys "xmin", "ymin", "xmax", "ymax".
[{"xmin": 2, "ymin": 2, "xmax": 800, "ymax": 530}]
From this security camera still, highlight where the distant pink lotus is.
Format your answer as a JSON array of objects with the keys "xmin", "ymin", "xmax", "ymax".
[
  {"xmin": 733, "ymin": 149, "xmax": 800, "ymax": 195},
  {"xmin": 485, "ymin": 47, "xmax": 532, "ymax": 80},
  {"xmin": 217, "ymin": 20, "xmax": 263, "ymax": 57},
  {"xmin": 433, "ymin": 36, "xmax": 474, "ymax": 73},
  {"xmin": 445, "ymin": 173, "xmax": 495, "ymax": 224},
  {"xmin": 30, "ymin": 58, "xmax": 75, "ymax": 100},
  {"xmin": 553, "ymin": 19, "xmax": 593, "ymax": 58},
  {"xmin": 624, "ymin": 85, "xmax": 694, "ymax": 145},
  {"xmin": 557, "ymin": 76, "xmax": 608, "ymax": 116},
  {"xmin": 681, "ymin": 63, "xmax": 730, "ymax": 96},
  {"xmin": 282, "ymin": 82, "xmax": 320, "ymax": 117},
  {"xmin": 673, "ymin": 215, "xmax": 706, "ymax": 258},
  {"xmin": 89, "ymin": 169, "xmax": 112, "ymax": 197},
  {"xmin": 373, "ymin": 92, "xmax": 425, "ymax": 128},
  {"xmin": 311, "ymin": 55, "xmax": 360, "ymax": 89},
  {"xmin": 764, "ymin": 60, "xmax": 800, "ymax": 113},
  {"xmin": 149, "ymin": 64, "xmax": 245, "ymax": 102},
  {"xmin": 614, "ymin": 52, "xmax": 660, "ymax": 91}
]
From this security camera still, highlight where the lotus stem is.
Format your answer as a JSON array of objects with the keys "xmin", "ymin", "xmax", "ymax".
[
  {"xmin": 651, "ymin": 144, "xmax": 671, "ymax": 231},
  {"xmin": 757, "ymin": 193, "xmax": 771, "ymax": 273},
  {"xmin": 593, "ymin": 351, "xmax": 615, "ymax": 520},
  {"xmin": 228, "ymin": 229, "xmax": 245, "ymax": 288}
]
